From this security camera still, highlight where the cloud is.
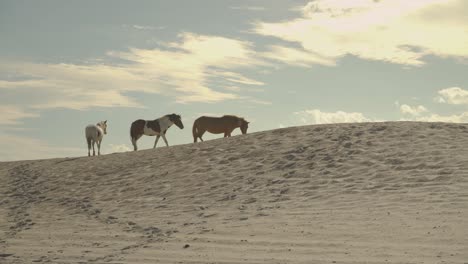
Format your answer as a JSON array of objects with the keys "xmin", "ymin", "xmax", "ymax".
[
  {"xmin": 0, "ymin": 62, "xmax": 146, "ymax": 110},
  {"xmin": 260, "ymin": 45, "xmax": 336, "ymax": 67},
  {"xmin": 435, "ymin": 87, "xmax": 468, "ymax": 105},
  {"xmin": 122, "ymin": 24, "xmax": 165, "ymax": 30},
  {"xmin": 0, "ymin": 105, "xmax": 39, "ymax": 125},
  {"xmin": 212, "ymin": 71, "xmax": 265, "ymax": 86},
  {"xmin": 245, "ymin": 98, "xmax": 272, "ymax": 105},
  {"xmin": 294, "ymin": 109, "xmax": 373, "ymax": 124},
  {"xmin": 0, "ymin": 32, "xmax": 266, "ymax": 118},
  {"xmin": 109, "ymin": 144, "xmax": 132, "ymax": 153},
  {"xmin": 399, "ymin": 89, "xmax": 468, "ymax": 123},
  {"xmin": 0, "ymin": 132, "xmax": 83, "ymax": 161},
  {"xmin": 253, "ymin": 0, "xmax": 468, "ymax": 66},
  {"xmin": 408, "ymin": 112, "xmax": 468, "ymax": 123},
  {"xmin": 230, "ymin": 6, "xmax": 266, "ymax": 11},
  {"xmin": 400, "ymin": 104, "xmax": 428, "ymax": 116}
]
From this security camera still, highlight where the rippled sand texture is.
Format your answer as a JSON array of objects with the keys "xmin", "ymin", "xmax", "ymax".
[{"xmin": 1, "ymin": 122, "xmax": 467, "ymax": 263}]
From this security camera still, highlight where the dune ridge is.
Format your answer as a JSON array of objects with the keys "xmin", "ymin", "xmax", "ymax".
[{"xmin": 1, "ymin": 122, "xmax": 467, "ymax": 263}]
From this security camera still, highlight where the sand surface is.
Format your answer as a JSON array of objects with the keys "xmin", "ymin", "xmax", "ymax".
[{"xmin": 1, "ymin": 122, "xmax": 467, "ymax": 263}]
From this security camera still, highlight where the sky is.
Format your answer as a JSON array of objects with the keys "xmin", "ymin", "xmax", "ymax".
[{"xmin": 1, "ymin": 0, "xmax": 467, "ymax": 161}]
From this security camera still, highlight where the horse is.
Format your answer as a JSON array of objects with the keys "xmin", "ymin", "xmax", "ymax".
[
  {"xmin": 85, "ymin": 120, "xmax": 107, "ymax": 156},
  {"xmin": 130, "ymin": 113, "xmax": 184, "ymax": 151},
  {"xmin": 192, "ymin": 115, "xmax": 249, "ymax": 142}
]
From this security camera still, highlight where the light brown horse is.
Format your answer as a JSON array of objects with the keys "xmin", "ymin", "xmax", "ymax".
[{"xmin": 192, "ymin": 115, "xmax": 249, "ymax": 142}]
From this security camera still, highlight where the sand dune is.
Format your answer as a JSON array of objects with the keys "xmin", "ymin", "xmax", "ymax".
[{"xmin": 1, "ymin": 122, "xmax": 467, "ymax": 263}]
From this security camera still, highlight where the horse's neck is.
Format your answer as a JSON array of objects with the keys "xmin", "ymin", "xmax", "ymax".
[
  {"xmin": 157, "ymin": 116, "xmax": 173, "ymax": 131},
  {"xmin": 96, "ymin": 123, "xmax": 105, "ymax": 133},
  {"xmin": 91, "ymin": 125, "xmax": 104, "ymax": 138}
]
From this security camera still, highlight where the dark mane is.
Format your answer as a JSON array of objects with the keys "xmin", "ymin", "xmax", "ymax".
[{"xmin": 166, "ymin": 113, "xmax": 181, "ymax": 119}]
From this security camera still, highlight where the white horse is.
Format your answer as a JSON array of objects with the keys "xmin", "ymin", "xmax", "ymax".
[
  {"xmin": 85, "ymin": 120, "xmax": 107, "ymax": 156},
  {"xmin": 130, "ymin": 114, "xmax": 184, "ymax": 151}
]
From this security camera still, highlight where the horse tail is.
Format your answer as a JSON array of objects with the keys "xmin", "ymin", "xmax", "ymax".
[
  {"xmin": 86, "ymin": 136, "xmax": 92, "ymax": 148},
  {"xmin": 192, "ymin": 119, "xmax": 199, "ymax": 142},
  {"xmin": 130, "ymin": 120, "xmax": 139, "ymax": 141},
  {"xmin": 85, "ymin": 126, "xmax": 95, "ymax": 144},
  {"xmin": 130, "ymin": 124, "xmax": 136, "ymax": 150},
  {"xmin": 130, "ymin": 120, "xmax": 145, "ymax": 151},
  {"xmin": 192, "ymin": 120, "xmax": 198, "ymax": 139}
]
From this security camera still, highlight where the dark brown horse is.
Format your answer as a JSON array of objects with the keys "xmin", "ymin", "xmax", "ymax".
[
  {"xmin": 192, "ymin": 115, "xmax": 249, "ymax": 142},
  {"xmin": 130, "ymin": 114, "xmax": 184, "ymax": 151}
]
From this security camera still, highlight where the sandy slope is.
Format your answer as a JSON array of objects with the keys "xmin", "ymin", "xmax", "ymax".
[{"xmin": 1, "ymin": 122, "xmax": 467, "ymax": 264}]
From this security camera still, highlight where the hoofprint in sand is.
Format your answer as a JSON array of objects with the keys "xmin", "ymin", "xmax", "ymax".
[{"xmin": 1, "ymin": 122, "xmax": 467, "ymax": 263}]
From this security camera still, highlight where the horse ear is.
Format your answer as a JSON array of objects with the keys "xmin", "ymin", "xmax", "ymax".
[{"xmin": 104, "ymin": 120, "xmax": 107, "ymax": 124}]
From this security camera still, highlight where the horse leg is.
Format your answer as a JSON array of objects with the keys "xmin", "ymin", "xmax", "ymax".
[
  {"xmin": 92, "ymin": 140, "xmax": 96, "ymax": 156},
  {"xmin": 87, "ymin": 137, "xmax": 91, "ymax": 156},
  {"xmin": 197, "ymin": 130, "xmax": 205, "ymax": 142},
  {"xmin": 97, "ymin": 139, "xmax": 101, "ymax": 156},
  {"xmin": 132, "ymin": 134, "xmax": 142, "ymax": 151},
  {"xmin": 193, "ymin": 124, "xmax": 198, "ymax": 143},
  {"xmin": 161, "ymin": 134, "xmax": 169, "ymax": 147},
  {"xmin": 131, "ymin": 138, "xmax": 137, "ymax": 151},
  {"xmin": 193, "ymin": 129, "xmax": 203, "ymax": 143},
  {"xmin": 153, "ymin": 135, "xmax": 160, "ymax": 148}
]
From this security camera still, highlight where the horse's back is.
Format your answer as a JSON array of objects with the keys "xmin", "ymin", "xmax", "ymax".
[
  {"xmin": 85, "ymin": 124, "xmax": 101, "ymax": 139},
  {"xmin": 195, "ymin": 115, "xmax": 239, "ymax": 133},
  {"xmin": 85, "ymin": 124, "xmax": 95, "ymax": 136},
  {"xmin": 131, "ymin": 119, "xmax": 146, "ymax": 126}
]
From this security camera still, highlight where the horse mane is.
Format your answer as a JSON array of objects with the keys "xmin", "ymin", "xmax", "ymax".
[
  {"xmin": 165, "ymin": 113, "xmax": 181, "ymax": 119},
  {"xmin": 96, "ymin": 120, "xmax": 107, "ymax": 127}
]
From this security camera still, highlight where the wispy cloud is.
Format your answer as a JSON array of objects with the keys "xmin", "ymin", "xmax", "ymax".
[
  {"xmin": 230, "ymin": 6, "xmax": 266, "ymax": 11},
  {"xmin": 253, "ymin": 0, "xmax": 468, "ymax": 66},
  {"xmin": 122, "ymin": 24, "xmax": 165, "ymax": 30},
  {"xmin": 0, "ymin": 62, "xmax": 146, "ymax": 110},
  {"xmin": 0, "ymin": 33, "xmax": 266, "ymax": 124},
  {"xmin": 260, "ymin": 45, "xmax": 336, "ymax": 67},
  {"xmin": 0, "ymin": 105, "xmax": 38, "ymax": 125}
]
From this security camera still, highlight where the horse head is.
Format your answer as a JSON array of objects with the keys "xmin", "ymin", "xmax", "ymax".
[
  {"xmin": 97, "ymin": 120, "xmax": 108, "ymax": 134},
  {"xmin": 240, "ymin": 118, "xmax": 249, "ymax": 134},
  {"xmin": 169, "ymin": 114, "xmax": 184, "ymax": 129}
]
